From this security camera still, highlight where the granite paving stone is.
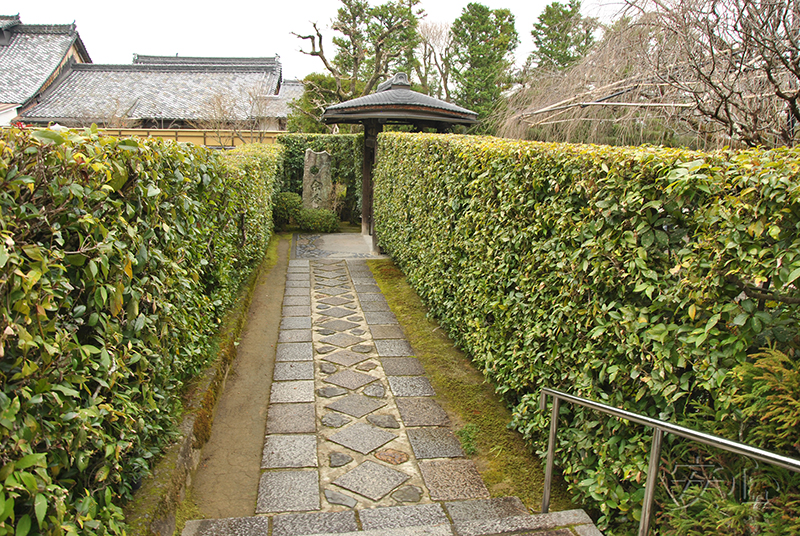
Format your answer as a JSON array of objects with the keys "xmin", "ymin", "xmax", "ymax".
[
  {"xmin": 324, "ymin": 370, "xmax": 378, "ymax": 390},
  {"xmin": 395, "ymin": 398, "xmax": 450, "ymax": 427},
  {"xmin": 325, "ymin": 394, "xmax": 387, "ymax": 418},
  {"xmin": 358, "ymin": 293, "xmax": 388, "ymax": 303},
  {"xmin": 262, "ymin": 434, "xmax": 318, "ymax": 468},
  {"xmin": 319, "ymin": 296, "xmax": 355, "ymax": 306},
  {"xmin": 351, "ymin": 328, "xmax": 367, "ymax": 336},
  {"xmin": 257, "ymin": 471, "xmax": 320, "ymax": 513},
  {"xmin": 324, "ymin": 489, "xmax": 358, "ymax": 508},
  {"xmin": 360, "ymin": 504, "xmax": 448, "ymax": 531},
  {"xmin": 272, "ymin": 511, "xmax": 357, "ymax": 536},
  {"xmin": 375, "ymin": 448, "xmax": 410, "ymax": 465},
  {"xmin": 319, "ymin": 306, "xmax": 357, "ymax": 318},
  {"xmin": 270, "ymin": 380, "xmax": 315, "ymax": 403},
  {"xmin": 286, "ymin": 273, "xmax": 310, "ymax": 281},
  {"xmin": 323, "ymin": 350, "xmax": 371, "ymax": 367},
  {"xmin": 317, "ymin": 328, "xmax": 336, "ymax": 336},
  {"xmin": 322, "ymin": 413, "xmax": 352, "ymax": 428},
  {"xmin": 347, "ymin": 315, "xmax": 364, "ymax": 322},
  {"xmin": 357, "ymin": 361, "xmax": 378, "ymax": 372},
  {"xmin": 333, "ymin": 461, "xmax": 410, "ymax": 501},
  {"xmin": 287, "ymin": 265, "xmax": 309, "ymax": 272},
  {"xmin": 364, "ymin": 312, "xmax": 399, "ymax": 325},
  {"xmin": 317, "ymin": 287, "xmax": 351, "ymax": 297},
  {"xmin": 266, "ymin": 403, "xmax": 316, "ymax": 434},
  {"xmin": 355, "ymin": 284, "xmax": 381, "ymax": 293},
  {"xmin": 454, "ymin": 511, "xmax": 592, "ymax": 536},
  {"xmin": 375, "ymin": 340, "xmax": 416, "ymax": 357},
  {"xmin": 351, "ymin": 344, "xmax": 375, "ymax": 353},
  {"xmin": 283, "ymin": 295, "xmax": 311, "ymax": 306},
  {"xmin": 283, "ymin": 306, "xmax": 312, "ymax": 317},
  {"xmin": 361, "ymin": 301, "xmax": 392, "ymax": 312},
  {"xmin": 286, "ymin": 280, "xmax": 311, "ymax": 288},
  {"xmin": 407, "ymin": 428, "xmax": 464, "ymax": 459},
  {"xmin": 315, "ymin": 280, "xmax": 349, "ymax": 288},
  {"xmin": 370, "ymin": 325, "xmax": 405, "ymax": 339},
  {"xmin": 289, "ymin": 260, "xmax": 310, "ymax": 266},
  {"xmin": 278, "ymin": 327, "xmax": 313, "ymax": 342},
  {"xmin": 182, "ymin": 518, "xmax": 271, "ymax": 536},
  {"xmin": 320, "ymin": 319, "xmax": 360, "ymax": 332},
  {"xmin": 317, "ymin": 386, "xmax": 348, "ymax": 398},
  {"xmin": 284, "ymin": 287, "xmax": 311, "ymax": 296},
  {"xmin": 328, "ymin": 422, "xmax": 398, "ymax": 454},
  {"xmin": 388, "ymin": 376, "xmax": 436, "ymax": 397},
  {"xmin": 320, "ymin": 362, "xmax": 338, "ymax": 374},
  {"xmin": 351, "ymin": 277, "xmax": 377, "ymax": 285},
  {"xmin": 317, "ymin": 304, "xmax": 331, "ymax": 310},
  {"xmin": 276, "ymin": 342, "xmax": 313, "ymax": 362},
  {"xmin": 320, "ymin": 332, "xmax": 364, "ymax": 348},
  {"xmin": 316, "ymin": 345, "xmax": 336, "ymax": 354},
  {"xmin": 381, "ymin": 358, "xmax": 425, "ymax": 376},
  {"xmin": 281, "ymin": 317, "xmax": 312, "ymax": 330},
  {"xmin": 273, "ymin": 361, "xmax": 315, "ymax": 381},
  {"xmin": 419, "ymin": 460, "xmax": 489, "ymax": 501}
]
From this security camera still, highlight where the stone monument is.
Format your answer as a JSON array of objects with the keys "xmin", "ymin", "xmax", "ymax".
[{"xmin": 302, "ymin": 149, "xmax": 333, "ymax": 210}]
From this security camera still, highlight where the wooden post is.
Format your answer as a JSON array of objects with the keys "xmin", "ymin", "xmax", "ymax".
[{"xmin": 361, "ymin": 121, "xmax": 383, "ymax": 237}]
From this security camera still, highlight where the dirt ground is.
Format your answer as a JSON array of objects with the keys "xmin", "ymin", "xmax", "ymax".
[{"xmin": 191, "ymin": 238, "xmax": 289, "ymax": 517}]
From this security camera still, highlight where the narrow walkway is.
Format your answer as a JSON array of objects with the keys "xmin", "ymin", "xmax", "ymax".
[{"xmin": 184, "ymin": 234, "xmax": 601, "ymax": 536}]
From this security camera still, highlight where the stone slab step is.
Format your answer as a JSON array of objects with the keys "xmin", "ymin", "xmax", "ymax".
[{"xmin": 182, "ymin": 499, "xmax": 602, "ymax": 536}]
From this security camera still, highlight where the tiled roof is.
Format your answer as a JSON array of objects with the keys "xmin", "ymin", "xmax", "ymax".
[
  {"xmin": 322, "ymin": 73, "xmax": 477, "ymax": 125},
  {"xmin": 258, "ymin": 79, "xmax": 304, "ymax": 119},
  {"xmin": 0, "ymin": 15, "xmax": 20, "ymax": 31},
  {"xmin": 21, "ymin": 63, "xmax": 282, "ymax": 124},
  {"xmin": 133, "ymin": 54, "xmax": 280, "ymax": 67},
  {"xmin": 0, "ymin": 20, "xmax": 89, "ymax": 104}
]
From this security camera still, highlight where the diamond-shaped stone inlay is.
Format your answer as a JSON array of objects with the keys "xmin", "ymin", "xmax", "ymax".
[
  {"xmin": 319, "ymin": 306, "xmax": 355, "ymax": 318},
  {"xmin": 320, "ymin": 332, "xmax": 364, "ymax": 348},
  {"xmin": 322, "ymin": 350, "xmax": 371, "ymax": 367},
  {"xmin": 329, "ymin": 422, "xmax": 397, "ymax": 454},
  {"xmin": 319, "ymin": 296, "xmax": 354, "ymax": 307},
  {"xmin": 324, "ymin": 370, "xmax": 378, "ymax": 390},
  {"xmin": 333, "ymin": 461, "xmax": 410, "ymax": 501},
  {"xmin": 315, "ymin": 271, "xmax": 347, "ymax": 279},
  {"xmin": 320, "ymin": 319, "xmax": 360, "ymax": 332},
  {"xmin": 325, "ymin": 394, "xmax": 386, "ymax": 418},
  {"xmin": 315, "ymin": 280, "xmax": 349, "ymax": 288},
  {"xmin": 317, "ymin": 287, "xmax": 351, "ymax": 297}
]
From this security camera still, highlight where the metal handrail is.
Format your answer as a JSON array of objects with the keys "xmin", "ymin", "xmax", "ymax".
[{"xmin": 539, "ymin": 388, "xmax": 800, "ymax": 536}]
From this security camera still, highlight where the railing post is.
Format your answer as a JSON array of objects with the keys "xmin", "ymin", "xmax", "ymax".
[
  {"xmin": 541, "ymin": 395, "xmax": 560, "ymax": 514},
  {"xmin": 638, "ymin": 428, "xmax": 664, "ymax": 536}
]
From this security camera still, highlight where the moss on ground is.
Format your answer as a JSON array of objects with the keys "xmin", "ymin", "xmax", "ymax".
[{"xmin": 368, "ymin": 259, "xmax": 577, "ymax": 513}]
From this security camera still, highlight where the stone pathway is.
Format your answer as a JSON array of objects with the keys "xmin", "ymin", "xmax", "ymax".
[{"xmin": 184, "ymin": 236, "xmax": 602, "ymax": 536}]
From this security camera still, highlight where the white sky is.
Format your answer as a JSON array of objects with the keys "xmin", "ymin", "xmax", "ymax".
[{"xmin": 12, "ymin": 0, "xmax": 624, "ymax": 80}]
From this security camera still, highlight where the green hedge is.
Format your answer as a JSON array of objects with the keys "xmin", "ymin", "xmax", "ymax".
[
  {"xmin": 373, "ymin": 132, "xmax": 800, "ymax": 534},
  {"xmin": 0, "ymin": 127, "xmax": 280, "ymax": 535},
  {"xmin": 276, "ymin": 133, "xmax": 363, "ymax": 223}
]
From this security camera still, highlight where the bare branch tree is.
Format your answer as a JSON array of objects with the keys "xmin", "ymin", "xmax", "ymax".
[{"xmin": 418, "ymin": 21, "xmax": 454, "ymax": 101}]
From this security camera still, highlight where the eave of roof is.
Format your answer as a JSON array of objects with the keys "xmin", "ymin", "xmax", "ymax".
[{"xmin": 133, "ymin": 54, "xmax": 280, "ymax": 66}]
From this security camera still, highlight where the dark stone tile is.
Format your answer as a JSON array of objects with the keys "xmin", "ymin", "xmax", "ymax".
[
  {"xmin": 322, "ymin": 350, "xmax": 371, "ymax": 367},
  {"xmin": 330, "ymin": 451, "xmax": 353, "ymax": 467},
  {"xmin": 317, "ymin": 386, "xmax": 347, "ymax": 398},
  {"xmin": 380, "ymin": 357, "xmax": 425, "ymax": 376},
  {"xmin": 419, "ymin": 459, "xmax": 489, "ymax": 501},
  {"xmin": 325, "ymin": 369, "xmax": 378, "ymax": 390},
  {"xmin": 319, "ymin": 306, "xmax": 356, "ymax": 318},
  {"xmin": 333, "ymin": 461, "xmax": 410, "ymax": 501},
  {"xmin": 392, "ymin": 485, "xmax": 423, "ymax": 503},
  {"xmin": 351, "ymin": 344, "xmax": 375, "ymax": 354},
  {"xmin": 266, "ymin": 403, "xmax": 316, "ymax": 434},
  {"xmin": 320, "ymin": 362, "xmax": 338, "ymax": 374},
  {"xmin": 361, "ymin": 301, "xmax": 392, "ymax": 312},
  {"xmin": 324, "ymin": 489, "xmax": 358, "ymax": 508},
  {"xmin": 362, "ymin": 382, "xmax": 386, "ymax": 398},
  {"xmin": 322, "ymin": 412, "xmax": 351, "ymax": 428},
  {"xmin": 396, "ymin": 398, "xmax": 450, "ymax": 427},
  {"xmin": 367, "ymin": 414, "xmax": 400, "ymax": 429},
  {"xmin": 365, "ymin": 312, "xmax": 398, "ymax": 325},
  {"xmin": 407, "ymin": 428, "xmax": 464, "ymax": 459},
  {"xmin": 319, "ymin": 319, "xmax": 360, "ymax": 332}
]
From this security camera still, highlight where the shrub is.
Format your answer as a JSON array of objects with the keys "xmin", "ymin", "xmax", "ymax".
[
  {"xmin": 373, "ymin": 131, "xmax": 800, "ymax": 534},
  {"xmin": 273, "ymin": 192, "xmax": 302, "ymax": 230},
  {"xmin": 0, "ymin": 127, "xmax": 280, "ymax": 535},
  {"xmin": 295, "ymin": 208, "xmax": 339, "ymax": 233}
]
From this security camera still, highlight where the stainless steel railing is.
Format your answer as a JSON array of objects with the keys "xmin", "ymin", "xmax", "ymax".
[{"xmin": 539, "ymin": 388, "xmax": 800, "ymax": 536}]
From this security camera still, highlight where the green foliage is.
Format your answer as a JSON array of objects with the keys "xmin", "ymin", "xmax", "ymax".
[
  {"xmin": 528, "ymin": 0, "xmax": 598, "ymax": 71},
  {"xmin": 273, "ymin": 192, "xmax": 303, "ymax": 230},
  {"xmin": 455, "ymin": 423, "xmax": 480, "ymax": 455},
  {"xmin": 287, "ymin": 73, "xmax": 341, "ymax": 134},
  {"xmin": 295, "ymin": 208, "xmax": 340, "ymax": 233},
  {"xmin": 373, "ymin": 132, "xmax": 800, "ymax": 534},
  {"xmin": 451, "ymin": 3, "xmax": 519, "ymax": 128},
  {"xmin": 276, "ymin": 133, "xmax": 363, "ymax": 223},
  {"xmin": 0, "ymin": 127, "xmax": 280, "ymax": 535}
]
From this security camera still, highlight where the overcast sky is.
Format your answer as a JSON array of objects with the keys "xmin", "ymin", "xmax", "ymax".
[{"xmin": 13, "ymin": 0, "xmax": 623, "ymax": 80}]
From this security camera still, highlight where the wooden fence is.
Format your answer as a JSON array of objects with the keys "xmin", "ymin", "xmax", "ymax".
[{"xmin": 98, "ymin": 128, "xmax": 281, "ymax": 147}]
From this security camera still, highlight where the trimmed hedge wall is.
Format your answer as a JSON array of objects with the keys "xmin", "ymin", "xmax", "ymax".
[
  {"xmin": 276, "ymin": 133, "xmax": 363, "ymax": 223},
  {"xmin": 373, "ymin": 132, "xmax": 800, "ymax": 533},
  {"xmin": 0, "ymin": 127, "xmax": 280, "ymax": 535}
]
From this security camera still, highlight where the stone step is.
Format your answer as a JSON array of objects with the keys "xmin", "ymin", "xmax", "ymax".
[{"xmin": 182, "ymin": 498, "xmax": 602, "ymax": 536}]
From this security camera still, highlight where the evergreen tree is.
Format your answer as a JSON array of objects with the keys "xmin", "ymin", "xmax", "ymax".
[{"xmin": 528, "ymin": 0, "xmax": 598, "ymax": 71}]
